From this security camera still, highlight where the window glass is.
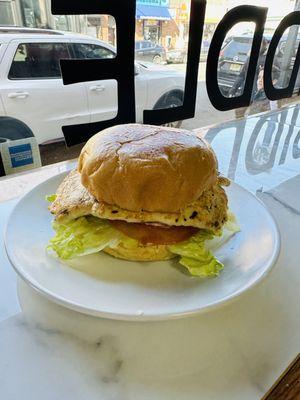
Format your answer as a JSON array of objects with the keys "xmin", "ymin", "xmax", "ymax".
[
  {"xmin": 221, "ymin": 38, "xmax": 252, "ymax": 62},
  {"xmin": 218, "ymin": 23, "xmax": 256, "ymax": 99},
  {"xmin": 20, "ymin": 0, "xmax": 48, "ymax": 28},
  {"xmin": 72, "ymin": 43, "xmax": 115, "ymax": 59},
  {"xmin": 273, "ymin": 25, "xmax": 300, "ymax": 90},
  {"xmin": 54, "ymin": 15, "xmax": 71, "ymax": 31},
  {"xmin": 2, "ymin": 5, "xmax": 300, "ymax": 171},
  {"xmin": 0, "ymin": 1, "xmax": 15, "ymax": 25},
  {"xmin": 9, "ymin": 43, "xmax": 71, "ymax": 79}
]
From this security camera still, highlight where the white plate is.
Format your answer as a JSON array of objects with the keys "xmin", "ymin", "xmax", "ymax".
[{"xmin": 5, "ymin": 172, "xmax": 280, "ymax": 321}]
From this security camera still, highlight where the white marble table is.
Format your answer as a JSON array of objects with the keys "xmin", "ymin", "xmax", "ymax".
[{"xmin": 1, "ymin": 108, "xmax": 299, "ymax": 400}]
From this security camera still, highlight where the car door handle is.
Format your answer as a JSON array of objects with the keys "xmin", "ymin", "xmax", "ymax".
[
  {"xmin": 8, "ymin": 92, "xmax": 29, "ymax": 99},
  {"xmin": 90, "ymin": 85, "xmax": 105, "ymax": 92}
]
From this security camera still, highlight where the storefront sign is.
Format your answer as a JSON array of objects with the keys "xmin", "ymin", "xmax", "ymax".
[
  {"xmin": 145, "ymin": 19, "xmax": 160, "ymax": 25},
  {"xmin": 51, "ymin": 0, "xmax": 300, "ymax": 146},
  {"xmin": 137, "ymin": 0, "xmax": 169, "ymax": 7},
  {"xmin": 179, "ymin": 2, "xmax": 189, "ymax": 21}
]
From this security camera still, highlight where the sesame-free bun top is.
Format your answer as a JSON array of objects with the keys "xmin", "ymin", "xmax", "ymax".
[{"xmin": 78, "ymin": 124, "xmax": 218, "ymax": 213}]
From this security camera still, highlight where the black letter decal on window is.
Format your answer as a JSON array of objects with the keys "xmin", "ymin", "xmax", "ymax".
[
  {"xmin": 264, "ymin": 12, "xmax": 300, "ymax": 101},
  {"xmin": 143, "ymin": 0, "xmax": 206, "ymax": 125},
  {"xmin": 206, "ymin": 5, "xmax": 267, "ymax": 111},
  {"xmin": 51, "ymin": 0, "xmax": 136, "ymax": 146}
]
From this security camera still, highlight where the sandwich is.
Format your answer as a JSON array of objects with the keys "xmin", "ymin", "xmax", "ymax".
[{"xmin": 47, "ymin": 124, "xmax": 238, "ymax": 277}]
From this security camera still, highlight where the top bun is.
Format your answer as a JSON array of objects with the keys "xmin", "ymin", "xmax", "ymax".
[{"xmin": 78, "ymin": 124, "xmax": 217, "ymax": 213}]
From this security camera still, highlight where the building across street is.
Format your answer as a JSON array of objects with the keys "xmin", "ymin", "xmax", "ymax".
[{"xmin": 0, "ymin": 0, "xmax": 192, "ymax": 49}]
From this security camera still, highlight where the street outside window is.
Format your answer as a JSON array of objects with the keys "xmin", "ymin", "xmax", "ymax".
[{"xmin": 1, "ymin": 1, "xmax": 300, "ymax": 175}]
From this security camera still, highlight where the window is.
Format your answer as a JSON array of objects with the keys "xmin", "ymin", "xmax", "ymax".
[
  {"xmin": 142, "ymin": 41, "xmax": 152, "ymax": 49},
  {"xmin": 20, "ymin": 0, "xmax": 48, "ymax": 28},
  {"xmin": 54, "ymin": 15, "xmax": 71, "ymax": 31},
  {"xmin": 9, "ymin": 42, "xmax": 71, "ymax": 79},
  {"xmin": 279, "ymin": 39, "xmax": 300, "ymax": 58},
  {"xmin": 222, "ymin": 38, "xmax": 252, "ymax": 62},
  {"xmin": 0, "ymin": 1, "xmax": 15, "ymax": 25},
  {"xmin": 72, "ymin": 43, "xmax": 115, "ymax": 59}
]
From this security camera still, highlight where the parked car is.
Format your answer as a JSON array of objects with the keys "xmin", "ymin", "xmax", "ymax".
[
  {"xmin": 166, "ymin": 38, "xmax": 211, "ymax": 64},
  {"xmin": 166, "ymin": 47, "xmax": 187, "ymax": 64},
  {"xmin": 135, "ymin": 40, "xmax": 166, "ymax": 64},
  {"xmin": 218, "ymin": 33, "xmax": 300, "ymax": 96},
  {"xmin": 0, "ymin": 27, "xmax": 184, "ymax": 144}
]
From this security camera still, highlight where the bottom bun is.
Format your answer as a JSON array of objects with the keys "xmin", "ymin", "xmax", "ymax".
[{"xmin": 103, "ymin": 242, "xmax": 176, "ymax": 261}]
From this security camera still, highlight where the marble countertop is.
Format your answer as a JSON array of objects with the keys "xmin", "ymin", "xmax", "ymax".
[{"xmin": 1, "ymin": 106, "xmax": 300, "ymax": 399}]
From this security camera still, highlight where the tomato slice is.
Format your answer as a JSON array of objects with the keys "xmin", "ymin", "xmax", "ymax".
[{"xmin": 109, "ymin": 220, "xmax": 198, "ymax": 245}]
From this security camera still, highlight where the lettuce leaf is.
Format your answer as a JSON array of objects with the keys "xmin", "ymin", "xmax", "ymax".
[
  {"xmin": 168, "ymin": 231, "xmax": 223, "ymax": 277},
  {"xmin": 179, "ymin": 257, "xmax": 224, "ymax": 278},
  {"xmin": 45, "ymin": 194, "xmax": 57, "ymax": 203},
  {"xmin": 168, "ymin": 215, "xmax": 240, "ymax": 278},
  {"xmin": 48, "ymin": 216, "xmax": 121, "ymax": 259}
]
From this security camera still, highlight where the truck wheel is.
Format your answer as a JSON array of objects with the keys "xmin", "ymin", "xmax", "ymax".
[
  {"xmin": 0, "ymin": 117, "xmax": 34, "ymax": 140},
  {"xmin": 154, "ymin": 92, "xmax": 183, "ymax": 128},
  {"xmin": 153, "ymin": 54, "xmax": 162, "ymax": 64}
]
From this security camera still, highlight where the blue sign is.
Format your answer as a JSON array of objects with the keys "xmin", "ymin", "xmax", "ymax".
[
  {"xmin": 137, "ymin": 0, "xmax": 169, "ymax": 6},
  {"xmin": 9, "ymin": 143, "xmax": 34, "ymax": 168}
]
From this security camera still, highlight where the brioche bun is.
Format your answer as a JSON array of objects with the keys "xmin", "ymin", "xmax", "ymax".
[
  {"xmin": 103, "ymin": 242, "xmax": 176, "ymax": 261},
  {"xmin": 78, "ymin": 124, "xmax": 217, "ymax": 213}
]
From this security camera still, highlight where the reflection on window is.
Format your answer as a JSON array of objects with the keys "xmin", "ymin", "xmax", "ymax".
[
  {"xmin": 273, "ymin": 25, "xmax": 300, "ymax": 90},
  {"xmin": 21, "ymin": 0, "xmax": 48, "ymax": 28},
  {"xmin": 72, "ymin": 43, "xmax": 115, "ymax": 59},
  {"xmin": 9, "ymin": 43, "xmax": 71, "ymax": 79},
  {"xmin": 221, "ymin": 37, "xmax": 251, "ymax": 62},
  {"xmin": 0, "ymin": 1, "xmax": 15, "ymax": 26},
  {"xmin": 54, "ymin": 15, "xmax": 71, "ymax": 32}
]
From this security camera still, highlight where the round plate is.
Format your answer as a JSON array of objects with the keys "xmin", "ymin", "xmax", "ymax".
[{"xmin": 5, "ymin": 172, "xmax": 280, "ymax": 321}]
